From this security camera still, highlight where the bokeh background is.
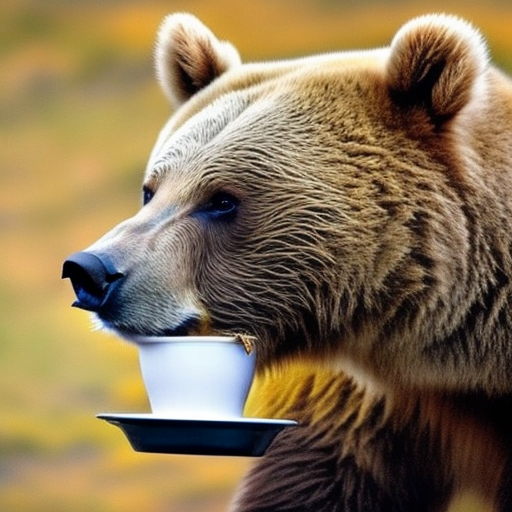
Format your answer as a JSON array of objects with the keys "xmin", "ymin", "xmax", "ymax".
[{"xmin": 2, "ymin": 1, "xmax": 512, "ymax": 511}]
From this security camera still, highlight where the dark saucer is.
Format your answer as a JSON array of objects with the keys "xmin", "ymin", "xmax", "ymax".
[{"xmin": 97, "ymin": 413, "xmax": 299, "ymax": 457}]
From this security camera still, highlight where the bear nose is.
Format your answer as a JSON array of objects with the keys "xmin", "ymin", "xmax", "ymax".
[{"xmin": 62, "ymin": 251, "xmax": 124, "ymax": 312}]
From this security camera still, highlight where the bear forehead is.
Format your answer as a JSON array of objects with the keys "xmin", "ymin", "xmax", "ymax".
[{"xmin": 146, "ymin": 48, "xmax": 390, "ymax": 178}]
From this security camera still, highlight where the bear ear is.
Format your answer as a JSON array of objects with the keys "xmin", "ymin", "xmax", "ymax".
[
  {"xmin": 386, "ymin": 14, "xmax": 488, "ymax": 125},
  {"xmin": 155, "ymin": 13, "xmax": 241, "ymax": 109}
]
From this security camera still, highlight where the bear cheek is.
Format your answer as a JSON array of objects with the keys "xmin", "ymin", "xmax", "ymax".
[{"xmin": 193, "ymin": 252, "xmax": 315, "ymax": 359}]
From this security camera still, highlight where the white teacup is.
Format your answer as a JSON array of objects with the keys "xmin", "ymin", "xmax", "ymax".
[{"xmin": 130, "ymin": 336, "xmax": 256, "ymax": 419}]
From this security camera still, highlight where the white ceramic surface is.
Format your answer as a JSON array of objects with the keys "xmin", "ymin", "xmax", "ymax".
[{"xmin": 130, "ymin": 336, "xmax": 256, "ymax": 418}]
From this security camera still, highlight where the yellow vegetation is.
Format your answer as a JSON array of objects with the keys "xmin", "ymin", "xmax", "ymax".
[{"xmin": 1, "ymin": 1, "xmax": 511, "ymax": 510}]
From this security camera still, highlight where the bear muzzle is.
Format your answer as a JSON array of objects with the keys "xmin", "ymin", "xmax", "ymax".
[{"xmin": 62, "ymin": 251, "xmax": 124, "ymax": 312}]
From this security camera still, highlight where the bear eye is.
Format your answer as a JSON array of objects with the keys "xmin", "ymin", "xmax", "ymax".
[
  {"xmin": 201, "ymin": 191, "xmax": 239, "ymax": 220},
  {"xmin": 142, "ymin": 186, "xmax": 155, "ymax": 206}
]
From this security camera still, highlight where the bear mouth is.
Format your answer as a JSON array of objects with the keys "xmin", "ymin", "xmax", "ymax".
[
  {"xmin": 159, "ymin": 317, "xmax": 203, "ymax": 337},
  {"xmin": 97, "ymin": 315, "xmax": 203, "ymax": 339}
]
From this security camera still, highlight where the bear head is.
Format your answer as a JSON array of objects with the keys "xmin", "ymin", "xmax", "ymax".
[{"xmin": 63, "ymin": 13, "xmax": 512, "ymax": 394}]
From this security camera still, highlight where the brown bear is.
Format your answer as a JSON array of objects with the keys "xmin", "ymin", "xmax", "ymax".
[{"xmin": 63, "ymin": 13, "xmax": 512, "ymax": 512}]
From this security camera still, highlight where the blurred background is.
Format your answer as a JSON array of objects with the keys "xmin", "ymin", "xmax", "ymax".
[{"xmin": 1, "ymin": 1, "xmax": 512, "ymax": 511}]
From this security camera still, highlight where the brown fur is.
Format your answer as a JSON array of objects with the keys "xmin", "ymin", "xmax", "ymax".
[
  {"xmin": 241, "ymin": 361, "xmax": 512, "ymax": 511},
  {"xmin": 72, "ymin": 13, "xmax": 512, "ymax": 511}
]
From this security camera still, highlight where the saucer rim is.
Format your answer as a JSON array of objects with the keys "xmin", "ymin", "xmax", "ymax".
[{"xmin": 96, "ymin": 412, "xmax": 298, "ymax": 426}]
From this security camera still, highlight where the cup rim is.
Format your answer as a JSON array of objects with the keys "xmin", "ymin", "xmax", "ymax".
[{"xmin": 127, "ymin": 335, "xmax": 243, "ymax": 344}]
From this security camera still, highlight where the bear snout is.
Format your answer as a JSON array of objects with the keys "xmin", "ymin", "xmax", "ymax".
[{"xmin": 62, "ymin": 251, "xmax": 124, "ymax": 312}]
